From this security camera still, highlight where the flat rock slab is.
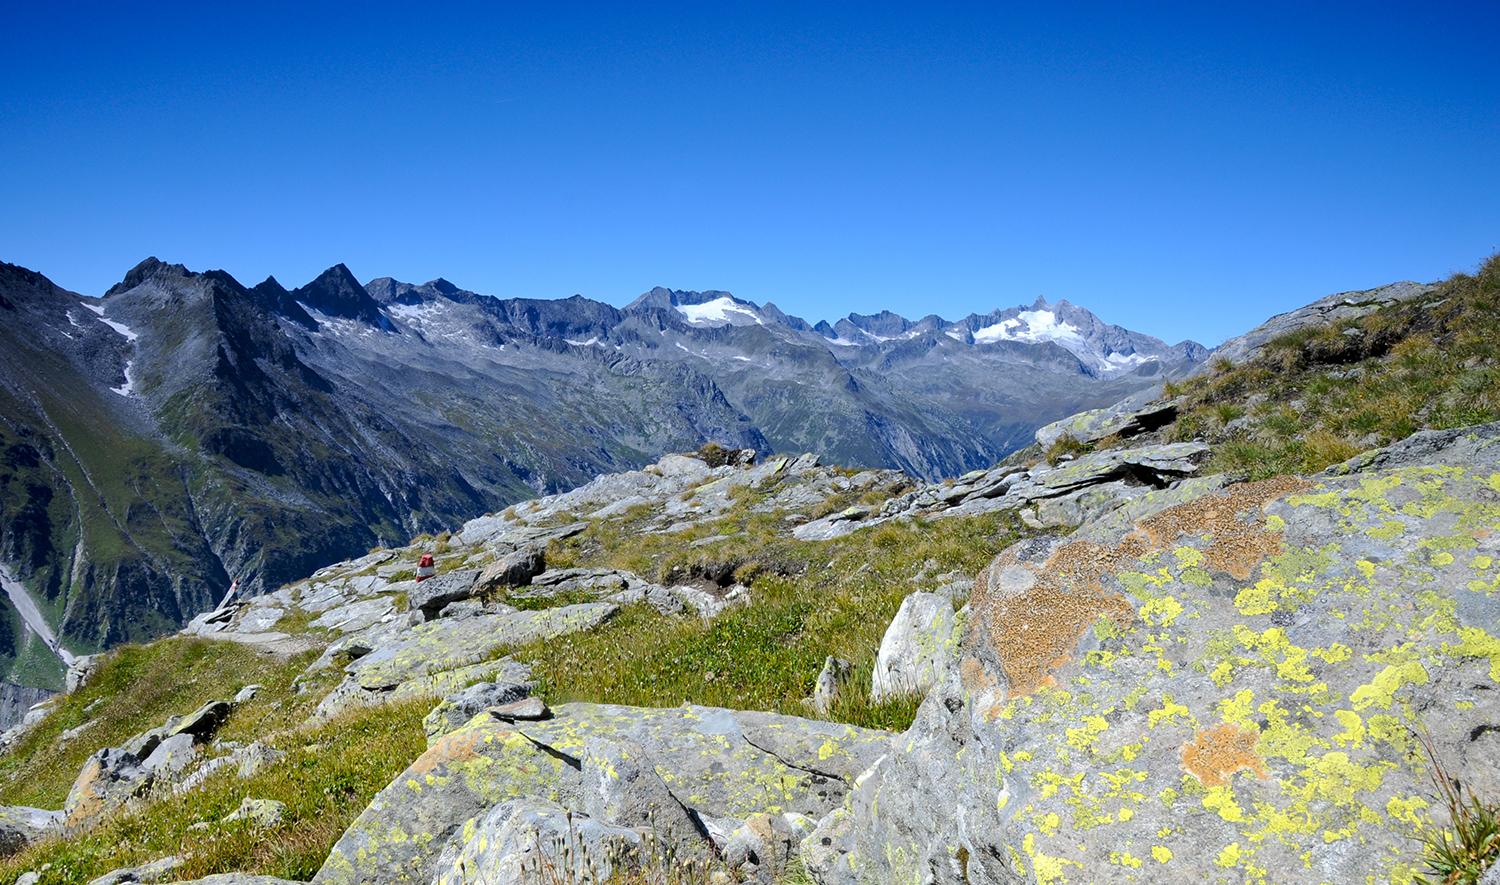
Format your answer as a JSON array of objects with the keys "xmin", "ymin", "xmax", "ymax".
[
  {"xmin": 347, "ymin": 604, "xmax": 618, "ymax": 691},
  {"xmin": 309, "ymin": 597, "xmax": 394, "ymax": 634}
]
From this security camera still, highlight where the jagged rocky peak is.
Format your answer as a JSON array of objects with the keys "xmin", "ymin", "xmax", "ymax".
[
  {"xmin": 365, "ymin": 276, "xmax": 470, "ymax": 307},
  {"xmin": 950, "ymin": 295, "xmax": 1207, "ymax": 376},
  {"xmin": 104, "ymin": 257, "xmax": 192, "ymax": 297},
  {"xmin": 292, "ymin": 264, "xmax": 387, "ymax": 325}
]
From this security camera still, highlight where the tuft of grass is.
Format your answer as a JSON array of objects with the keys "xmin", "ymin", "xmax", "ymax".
[
  {"xmin": 1412, "ymin": 730, "xmax": 1500, "ymax": 885},
  {"xmin": 1044, "ymin": 435, "xmax": 1095, "ymax": 466}
]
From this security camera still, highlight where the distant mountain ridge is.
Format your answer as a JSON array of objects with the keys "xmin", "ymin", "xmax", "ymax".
[{"xmin": 0, "ymin": 255, "xmax": 1205, "ymax": 687}]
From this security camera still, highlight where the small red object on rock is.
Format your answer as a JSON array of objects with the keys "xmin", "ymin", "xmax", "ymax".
[{"xmin": 416, "ymin": 553, "xmax": 436, "ymax": 582}]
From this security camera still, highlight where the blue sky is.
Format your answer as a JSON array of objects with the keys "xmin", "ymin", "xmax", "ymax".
[{"xmin": 3, "ymin": 2, "xmax": 1496, "ymax": 346}]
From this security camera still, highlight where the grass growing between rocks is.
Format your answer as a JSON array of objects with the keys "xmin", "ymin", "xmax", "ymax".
[
  {"xmin": 1163, "ymin": 253, "xmax": 1500, "ymax": 480},
  {"xmin": 0, "ymin": 638, "xmax": 312, "ymax": 809},
  {"xmin": 0, "ymin": 632, "xmax": 429, "ymax": 884},
  {"xmin": 0, "ymin": 698, "xmax": 429, "ymax": 885},
  {"xmin": 1412, "ymin": 732, "xmax": 1500, "ymax": 885},
  {"xmin": 521, "ymin": 510, "xmax": 1020, "ymax": 732}
]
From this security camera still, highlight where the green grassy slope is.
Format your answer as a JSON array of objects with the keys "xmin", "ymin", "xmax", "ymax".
[{"xmin": 1149, "ymin": 254, "xmax": 1500, "ymax": 480}]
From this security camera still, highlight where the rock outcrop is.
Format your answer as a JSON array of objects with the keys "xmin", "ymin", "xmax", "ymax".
[
  {"xmin": 313, "ymin": 703, "xmax": 893, "ymax": 885},
  {"xmin": 807, "ymin": 423, "xmax": 1500, "ymax": 885}
]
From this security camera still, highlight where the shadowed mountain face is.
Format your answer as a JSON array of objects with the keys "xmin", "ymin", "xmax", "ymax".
[{"xmin": 0, "ymin": 258, "xmax": 1204, "ymax": 685}]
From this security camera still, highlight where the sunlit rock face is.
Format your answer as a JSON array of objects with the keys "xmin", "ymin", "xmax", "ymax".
[{"xmin": 810, "ymin": 424, "xmax": 1500, "ymax": 885}]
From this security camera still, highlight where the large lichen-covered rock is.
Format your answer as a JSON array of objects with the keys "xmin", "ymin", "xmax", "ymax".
[
  {"xmin": 429, "ymin": 797, "xmax": 653, "ymax": 885},
  {"xmin": 64, "ymin": 748, "xmax": 151, "ymax": 828},
  {"xmin": 580, "ymin": 736, "xmax": 708, "ymax": 860},
  {"xmin": 313, "ymin": 716, "xmax": 583, "ymax": 885},
  {"xmin": 1034, "ymin": 386, "xmax": 1176, "ymax": 449},
  {"xmin": 811, "ymin": 429, "xmax": 1500, "ymax": 885},
  {"xmin": 317, "ymin": 703, "xmax": 893, "ymax": 885}
]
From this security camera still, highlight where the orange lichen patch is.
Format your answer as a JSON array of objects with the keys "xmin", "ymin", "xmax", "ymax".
[
  {"xmin": 410, "ymin": 726, "xmax": 491, "ymax": 775},
  {"xmin": 1134, "ymin": 476, "xmax": 1313, "ymax": 580},
  {"xmin": 977, "ymin": 540, "xmax": 1139, "ymax": 697},
  {"xmin": 971, "ymin": 476, "xmax": 1313, "ymax": 698},
  {"xmin": 1181, "ymin": 722, "xmax": 1268, "ymax": 786}
]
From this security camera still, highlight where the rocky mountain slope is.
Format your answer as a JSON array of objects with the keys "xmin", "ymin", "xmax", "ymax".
[
  {"xmin": 0, "ymin": 257, "xmax": 1206, "ymax": 689},
  {"xmin": 0, "ymin": 251, "xmax": 1497, "ymax": 885}
]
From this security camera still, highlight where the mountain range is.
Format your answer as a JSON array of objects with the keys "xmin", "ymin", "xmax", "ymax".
[{"xmin": 0, "ymin": 256, "xmax": 1205, "ymax": 686}]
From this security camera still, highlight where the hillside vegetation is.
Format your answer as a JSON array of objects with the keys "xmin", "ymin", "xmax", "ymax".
[{"xmin": 1163, "ymin": 253, "xmax": 1500, "ymax": 478}]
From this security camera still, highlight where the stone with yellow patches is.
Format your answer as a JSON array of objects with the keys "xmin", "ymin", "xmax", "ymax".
[{"xmin": 820, "ymin": 453, "xmax": 1500, "ymax": 885}]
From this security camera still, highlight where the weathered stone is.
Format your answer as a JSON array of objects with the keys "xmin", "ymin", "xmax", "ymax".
[
  {"xmin": 1041, "ymin": 441, "xmax": 1209, "ymax": 494},
  {"xmin": 235, "ymin": 741, "xmax": 286, "ymax": 778},
  {"xmin": 580, "ymin": 736, "xmax": 708, "ymax": 860},
  {"xmin": 235, "ymin": 607, "xmax": 284, "ymax": 633},
  {"xmin": 297, "ymin": 583, "xmax": 354, "ymax": 613},
  {"xmin": 870, "ymin": 593, "xmax": 960, "ymax": 702},
  {"xmin": 429, "ymin": 797, "xmax": 652, "ymax": 885},
  {"xmin": 232, "ymin": 684, "xmax": 261, "ymax": 704},
  {"xmin": 476, "ymin": 547, "xmax": 547, "ymax": 593},
  {"xmin": 1034, "ymin": 386, "xmax": 1176, "ymax": 449},
  {"xmin": 814, "ymin": 438, "xmax": 1500, "ymax": 885},
  {"xmin": 722, "ymin": 813, "xmax": 808, "ymax": 881},
  {"xmin": 408, "ymin": 569, "xmax": 482, "ymax": 615},
  {"xmin": 140, "ymin": 732, "xmax": 198, "ymax": 780},
  {"xmin": 221, "ymin": 798, "xmax": 285, "ymax": 827},
  {"xmin": 85, "ymin": 855, "xmax": 183, "ymax": 885},
  {"xmin": 65, "ymin": 654, "xmax": 101, "ymax": 694},
  {"xmin": 347, "ymin": 606, "xmax": 613, "ymax": 693},
  {"xmin": 313, "ymin": 718, "xmax": 583, "ymax": 885},
  {"xmin": 317, "ymin": 703, "xmax": 894, "ymax": 885},
  {"xmin": 309, "ymin": 597, "xmax": 393, "ymax": 633},
  {"xmin": 64, "ymin": 748, "xmax": 150, "ymax": 827},
  {"xmin": 1322, "ymin": 419, "xmax": 1500, "ymax": 476},
  {"xmin": 802, "ymin": 656, "xmax": 851, "ymax": 716},
  {"xmin": 169, "ymin": 700, "xmax": 232, "ymax": 741},
  {"xmin": 0, "ymin": 805, "xmax": 62, "ymax": 857},
  {"xmin": 317, "ymin": 655, "xmax": 536, "ymax": 722},
  {"xmin": 670, "ymin": 584, "xmax": 750, "ymax": 620},
  {"xmin": 487, "ymin": 696, "xmax": 549, "ymax": 722}
]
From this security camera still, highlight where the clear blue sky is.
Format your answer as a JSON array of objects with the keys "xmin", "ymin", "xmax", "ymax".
[{"xmin": 3, "ymin": 2, "xmax": 1496, "ymax": 346}]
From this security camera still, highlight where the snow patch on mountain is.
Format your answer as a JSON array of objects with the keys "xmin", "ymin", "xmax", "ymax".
[
  {"xmin": 82, "ymin": 301, "xmax": 141, "ymax": 342},
  {"xmin": 675, "ymin": 297, "xmax": 763, "ymax": 326},
  {"xmin": 972, "ymin": 309, "xmax": 1085, "ymax": 348},
  {"xmin": 112, "ymin": 361, "xmax": 135, "ymax": 397}
]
